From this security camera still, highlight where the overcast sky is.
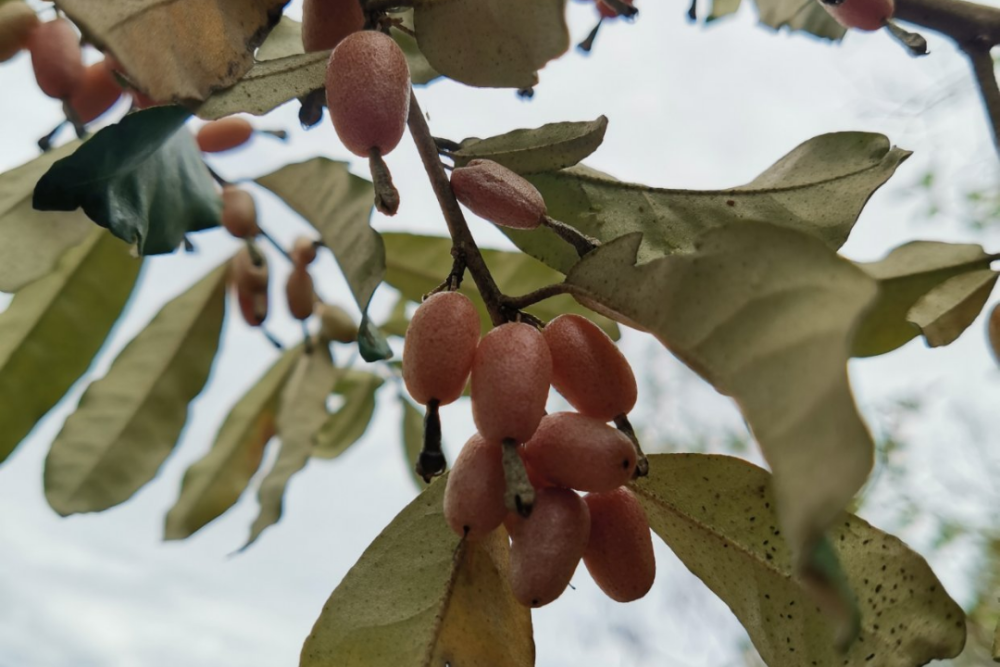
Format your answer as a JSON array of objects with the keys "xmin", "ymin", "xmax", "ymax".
[{"xmin": 1, "ymin": 2, "xmax": 999, "ymax": 666}]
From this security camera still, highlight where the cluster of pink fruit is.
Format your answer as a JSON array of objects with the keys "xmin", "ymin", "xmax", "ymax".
[{"xmin": 403, "ymin": 291, "xmax": 655, "ymax": 608}]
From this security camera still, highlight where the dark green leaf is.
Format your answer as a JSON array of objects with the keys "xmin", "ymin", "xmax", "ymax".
[
  {"xmin": 312, "ymin": 370, "xmax": 384, "ymax": 459},
  {"xmin": 358, "ymin": 312, "xmax": 393, "ymax": 362},
  {"xmin": 0, "ymin": 230, "xmax": 140, "ymax": 464},
  {"xmin": 33, "ymin": 106, "xmax": 222, "ymax": 256},
  {"xmin": 451, "ymin": 117, "xmax": 608, "ymax": 174}
]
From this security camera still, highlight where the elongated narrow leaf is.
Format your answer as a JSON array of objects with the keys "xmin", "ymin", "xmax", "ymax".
[
  {"xmin": 197, "ymin": 52, "xmax": 328, "ymax": 120},
  {"xmin": 45, "ymin": 262, "xmax": 228, "ymax": 516},
  {"xmin": 58, "ymin": 0, "xmax": 288, "ymax": 103},
  {"xmin": 504, "ymin": 132, "xmax": 909, "ymax": 274},
  {"xmin": 907, "ymin": 269, "xmax": 998, "ymax": 348},
  {"xmin": 451, "ymin": 117, "xmax": 608, "ymax": 174},
  {"xmin": 566, "ymin": 225, "xmax": 878, "ymax": 565},
  {"xmin": 401, "ymin": 397, "xmax": 424, "ymax": 488},
  {"xmin": 244, "ymin": 343, "xmax": 339, "ymax": 548},
  {"xmin": 382, "ymin": 232, "xmax": 620, "ymax": 338},
  {"xmin": 312, "ymin": 371, "xmax": 384, "ymax": 459},
  {"xmin": 413, "ymin": 0, "xmax": 568, "ymax": 89},
  {"xmin": 633, "ymin": 454, "xmax": 965, "ymax": 666},
  {"xmin": 164, "ymin": 345, "xmax": 301, "ymax": 540},
  {"xmin": 301, "ymin": 479, "xmax": 533, "ymax": 667},
  {"xmin": 852, "ymin": 242, "xmax": 995, "ymax": 357},
  {"xmin": 0, "ymin": 140, "xmax": 91, "ymax": 293},
  {"xmin": 0, "ymin": 230, "xmax": 140, "ymax": 464},
  {"xmin": 33, "ymin": 106, "xmax": 222, "ymax": 256}
]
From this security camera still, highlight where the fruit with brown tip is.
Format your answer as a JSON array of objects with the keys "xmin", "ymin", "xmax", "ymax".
[
  {"xmin": 286, "ymin": 267, "xmax": 315, "ymax": 321},
  {"xmin": 326, "ymin": 30, "xmax": 411, "ymax": 158},
  {"xmin": 450, "ymin": 159, "xmax": 547, "ymax": 230},
  {"xmin": 27, "ymin": 18, "xmax": 83, "ymax": 99},
  {"xmin": 443, "ymin": 434, "xmax": 507, "ymax": 540},
  {"xmin": 544, "ymin": 313, "xmax": 637, "ymax": 421},
  {"xmin": 509, "ymin": 487, "xmax": 591, "ymax": 608},
  {"xmin": 68, "ymin": 60, "xmax": 123, "ymax": 124},
  {"xmin": 0, "ymin": 1, "xmax": 39, "ymax": 63},
  {"xmin": 522, "ymin": 412, "xmax": 636, "ymax": 492},
  {"xmin": 220, "ymin": 186, "xmax": 259, "ymax": 239},
  {"xmin": 402, "ymin": 291, "xmax": 480, "ymax": 407},
  {"xmin": 470, "ymin": 322, "xmax": 552, "ymax": 444},
  {"xmin": 583, "ymin": 488, "xmax": 655, "ymax": 602},
  {"xmin": 197, "ymin": 117, "xmax": 254, "ymax": 153},
  {"xmin": 819, "ymin": 0, "xmax": 894, "ymax": 30},
  {"xmin": 301, "ymin": 0, "xmax": 364, "ymax": 52}
]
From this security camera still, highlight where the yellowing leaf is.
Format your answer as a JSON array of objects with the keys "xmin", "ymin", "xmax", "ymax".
[
  {"xmin": 301, "ymin": 479, "xmax": 533, "ymax": 667},
  {"xmin": 566, "ymin": 225, "xmax": 878, "ymax": 562},
  {"xmin": 907, "ymin": 269, "xmax": 998, "ymax": 348},
  {"xmin": 451, "ymin": 117, "xmax": 608, "ymax": 174},
  {"xmin": 633, "ymin": 454, "xmax": 966, "ymax": 666},
  {"xmin": 0, "ymin": 140, "xmax": 91, "ymax": 293},
  {"xmin": 852, "ymin": 241, "xmax": 994, "ymax": 357},
  {"xmin": 44, "ymin": 261, "xmax": 228, "ymax": 515},
  {"xmin": 382, "ymin": 232, "xmax": 620, "ymax": 339},
  {"xmin": 312, "ymin": 370, "xmax": 384, "ymax": 459},
  {"xmin": 245, "ymin": 343, "xmax": 339, "ymax": 547},
  {"xmin": 164, "ymin": 345, "xmax": 301, "ymax": 540},
  {"xmin": 413, "ymin": 0, "xmax": 569, "ymax": 88},
  {"xmin": 0, "ymin": 229, "xmax": 140, "ymax": 464},
  {"xmin": 196, "ymin": 52, "xmax": 328, "ymax": 120},
  {"xmin": 59, "ymin": 0, "xmax": 289, "ymax": 103}
]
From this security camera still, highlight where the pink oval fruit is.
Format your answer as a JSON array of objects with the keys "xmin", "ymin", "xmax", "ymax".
[
  {"xmin": 0, "ymin": 1, "xmax": 39, "ymax": 63},
  {"xmin": 326, "ymin": 31, "xmax": 411, "ymax": 157},
  {"xmin": 402, "ymin": 291, "xmax": 480, "ymax": 406},
  {"xmin": 197, "ymin": 117, "xmax": 254, "ymax": 153},
  {"xmin": 221, "ymin": 186, "xmax": 259, "ymax": 239},
  {"xmin": 301, "ymin": 0, "xmax": 364, "ymax": 52},
  {"xmin": 470, "ymin": 322, "xmax": 552, "ymax": 444},
  {"xmin": 69, "ymin": 61, "xmax": 123, "ymax": 124},
  {"xmin": 451, "ymin": 159, "xmax": 547, "ymax": 230},
  {"xmin": 443, "ymin": 434, "xmax": 506, "ymax": 540},
  {"xmin": 583, "ymin": 488, "xmax": 655, "ymax": 602},
  {"xmin": 28, "ymin": 18, "xmax": 83, "ymax": 99},
  {"xmin": 286, "ymin": 267, "xmax": 315, "ymax": 320},
  {"xmin": 544, "ymin": 313, "xmax": 637, "ymax": 421},
  {"xmin": 522, "ymin": 412, "xmax": 636, "ymax": 492},
  {"xmin": 291, "ymin": 236, "xmax": 318, "ymax": 267},
  {"xmin": 509, "ymin": 487, "xmax": 591, "ymax": 608},
  {"xmin": 819, "ymin": 0, "xmax": 894, "ymax": 30}
]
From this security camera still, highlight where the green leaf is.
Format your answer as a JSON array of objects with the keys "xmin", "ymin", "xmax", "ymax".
[
  {"xmin": 707, "ymin": 0, "xmax": 742, "ymax": 21},
  {"xmin": 390, "ymin": 10, "xmax": 441, "ymax": 85},
  {"xmin": 57, "ymin": 0, "xmax": 289, "ymax": 103},
  {"xmin": 164, "ymin": 345, "xmax": 302, "ymax": 540},
  {"xmin": 382, "ymin": 232, "xmax": 620, "ymax": 338},
  {"xmin": 300, "ymin": 479, "xmax": 533, "ymax": 667},
  {"xmin": 245, "ymin": 343, "xmax": 339, "ymax": 548},
  {"xmin": 0, "ymin": 140, "xmax": 91, "ymax": 293},
  {"xmin": 906, "ymin": 269, "xmax": 998, "ymax": 348},
  {"xmin": 256, "ymin": 15, "xmax": 306, "ymax": 61},
  {"xmin": 413, "ymin": 0, "xmax": 569, "ymax": 89},
  {"xmin": 256, "ymin": 158, "xmax": 385, "ymax": 344},
  {"xmin": 753, "ymin": 0, "xmax": 847, "ymax": 40},
  {"xmin": 400, "ymin": 397, "xmax": 425, "ymax": 489},
  {"xmin": 507, "ymin": 132, "xmax": 910, "ymax": 275},
  {"xmin": 44, "ymin": 261, "xmax": 228, "ymax": 516},
  {"xmin": 451, "ymin": 117, "xmax": 608, "ymax": 174},
  {"xmin": 565, "ymin": 225, "xmax": 878, "ymax": 561},
  {"xmin": 197, "ymin": 51, "xmax": 328, "ymax": 120},
  {"xmin": 633, "ymin": 453, "xmax": 966, "ymax": 666},
  {"xmin": 851, "ymin": 242, "xmax": 994, "ymax": 357},
  {"xmin": 312, "ymin": 370, "xmax": 384, "ymax": 459},
  {"xmin": 33, "ymin": 106, "xmax": 222, "ymax": 256},
  {"xmin": 0, "ymin": 229, "xmax": 140, "ymax": 465}
]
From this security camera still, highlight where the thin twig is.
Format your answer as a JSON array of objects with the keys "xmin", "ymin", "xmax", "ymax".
[
  {"xmin": 407, "ymin": 90, "xmax": 507, "ymax": 326},
  {"xmin": 964, "ymin": 42, "xmax": 1000, "ymax": 159},
  {"xmin": 501, "ymin": 283, "xmax": 585, "ymax": 311}
]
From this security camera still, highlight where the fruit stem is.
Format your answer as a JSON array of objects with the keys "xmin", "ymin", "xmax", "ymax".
[
  {"xmin": 541, "ymin": 215, "xmax": 600, "ymax": 257},
  {"xmin": 883, "ymin": 20, "xmax": 930, "ymax": 56},
  {"xmin": 406, "ymin": 90, "xmax": 507, "ymax": 326},
  {"xmin": 37, "ymin": 120, "xmax": 68, "ymax": 152},
  {"xmin": 604, "ymin": 0, "xmax": 638, "ymax": 17},
  {"xmin": 614, "ymin": 414, "xmax": 649, "ymax": 478},
  {"xmin": 369, "ymin": 147, "xmax": 401, "ymax": 216},
  {"xmin": 416, "ymin": 399, "xmax": 446, "ymax": 482},
  {"xmin": 501, "ymin": 438, "xmax": 535, "ymax": 517},
  {"xmin": 577, "ymin": 22, "xmax": 602, "ymax": 53},
  {"xmin": 258, "ymin": 228, "xmax": 294, "ymax": 264},
  {"xmin": 500, "ymin": 282, "xmax": 587, "ymax": 312}
]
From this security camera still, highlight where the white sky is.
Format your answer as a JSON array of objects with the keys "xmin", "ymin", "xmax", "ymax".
[{"xmin": 1, "ymin": 1, "xmax": 999, "ymax": 666}]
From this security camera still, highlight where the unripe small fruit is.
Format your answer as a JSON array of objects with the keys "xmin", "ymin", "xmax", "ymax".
[
  {"xmin": 326, "ymin": 31, "xmax": 411, "ymax": 157},
  {"xmin": 28, "ymin": 18, "xmax": 84, "ymax": 99},
  {"xmin": 301, "ymin": 0, "xmax": 364, "ymax": 52},
  {"xmin": 197, "ymin": 117, "xmax": 254, "ymax": 153},
  {"xmin": 69, "ymin": 61, "xmax": 123, "ymax": 123},
  {"xmin": 471, "ymin": 322, "xmax": 552, "ymax": 444},
  {"xmin": 317, "ymin": 303, "xmax": 357, "ymax": 343},
  {"xmin": 988, "ymin": 303, "xmax": 1000, "ymax": 366},
  {"xmin": 402, "ymin": 291, "xmax": 480, "ymax": 407},
  {"xmin": 819, "ymin": 0, "xmax": 894, "ymax": 30},
  {"xmin": 0, "ymin": 1, "xmax": 39, "ymax": 63},
  {"xmin": 286, "ymin": 267, "xmax": 315, "ymax": 320},
  {"xmin": 443, "ymin": 434, "xmax": 506, "ymax": 540},
  {"xmin": 291, "ymin": 236, "xmax": 318, "ymax": 267},
  {"xmin": 451, "ymin": 159, "xmax": 547, "ymax": 230},
  {"xmin": 509, "ymin": 487, "xmax": 590, "ymax": 608},
  {"xmin": 522, "ymin": 412, "xmax": 636, "ymax": 492},
  {"xmin": 583, "ymin": 488, "xmax": 655, "ymax": 602},
  {"xmin": 220, "ymin": 186, "xmax": 259, "ymax": 239},
  {"xmin": 544, "ymin": 314, "xmax": 637, "ymax": 421}
]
